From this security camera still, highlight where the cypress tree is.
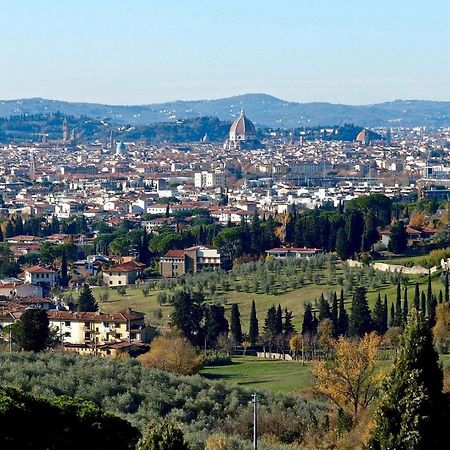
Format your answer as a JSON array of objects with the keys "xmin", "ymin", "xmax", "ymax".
[
  {"xmin": 421, "ymin": 291, "xmax": 426, "ymax": 318},
  {"xmin": 283, "ymin": 308, "xmax": 295, "ymax": 338},
  {"xmin": 302, "ymin": 303, "xmax": 314, "ymax": 335},
  {"xmin": 312, "ymin": 311, "xmax": 318, "ymax": 335},
  {"xmin": 389, "ymin": 303, "xmax": 395, "ymax": 328},
  {"xmin": 275, "ymin": 304, "xmax": 283, "ymax": 335},
  {"xmin": 230, "ymin": 304, "xmax": 242, "ymax": 344},
  {"xmin": 349, "ymin": 287, "xmax": 373, "ymax": 337},
  {"xmin": 439, "ymin": 289, "xmax": 443, "ymax": 304},
  {"xmin": 372, "ymin": 293, "xmax": 386, "ymax": 334},
  {"xmin": 0, "ymin": 226, "xmax": 3, "ymax": 242},
  {"xmin": 414, "ymin": 282, "xmax": 420, "ymax": 310},
  {"xmin": 369, "ymin": 310, "xmax": 447, "ymax": 448},
  {"xmin": 249, "ymin": 300, "xmax": 259, "ymax": 345},
  {"xmin": 403, "ymin": 286, "xmax": 408, "ymax": 325},
  {"xmin": 383, "ymin": 294, "xmax": 388, "ymax": 332},
  {"xmin": 395, "ymin": 282, "xmax": 402, "ymax": 327},
  {"xmin": 60, "ymin": 248, "xmax": 68, "ymax": 287},
  {"xmin": 446, "ymin": 270, "xmax": 449, "ymax": 302},
  {"xmin": 77, "ymin": 284, "xmax": 98, "ymax": 312},
  {"xmin": 429, "ymin": 295, "xmax": 437, "ymax": 328},
  {"xmin": 427, "ymin": 274, "xmax": 432, "ymax": 308},
  {"xmin": 338, "ymin": 289, "xmax": 348, "ymax": 336},
  {"xmin": 318, "ymin": 294, "xmax": 331, "ymax": 321},
  {"xmin": 331, "ymin": 291, "xmax": 338, "ymax": 336}
]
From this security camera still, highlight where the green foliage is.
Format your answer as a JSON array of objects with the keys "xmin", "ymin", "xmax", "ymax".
[
  {"xmin": 230, "ymin": 304, "xmax": 242, "ymax": 344},
  {"xmin": 349, "ymin": 287, "xmax": 373, "ymax": 337},
  {"xmin": 139, "ymin": 418, "xmax": 189, "ymax": 450},
  {"xmin": 0, "ymin": 386, "xmax": 139, "ymax": 450},
  {"xmin": 77, "ymin": 283, "xmax": 98, "ymax": 312},
  {"xmin": 249, "ymin": 300, "xmax": 259, "ymax": 344},
  {"xmin": 0, "ymin": 352, "xmax": 328, "ymax": 449},
  {"xmin": 388, "ymin": 221, "xmax": 408, "ymax": 254},
  {"xmin": 14, "ymin": 309, "xmax": 49, "ymax": 352},
  {"xmin": 369, "ymin": 310, "xmax": 447, "ymax": 449}
]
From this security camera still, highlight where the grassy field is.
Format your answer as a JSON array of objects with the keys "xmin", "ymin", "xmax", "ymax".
[
  {"xmin": 201, "ymin": 356, "xmax": 314, "ymax": 393},
  {"xmin": 70, "ymin": 265, "xmax": 448, "ymax": 333},
  {"xmin": 202, "ymin": 355, "xmax": 450, "ymax": 394}
]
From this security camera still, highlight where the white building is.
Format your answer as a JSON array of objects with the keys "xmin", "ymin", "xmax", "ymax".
[{"xmin": 194, "ymin": 171, "xmax": 226, "ymax": 189}]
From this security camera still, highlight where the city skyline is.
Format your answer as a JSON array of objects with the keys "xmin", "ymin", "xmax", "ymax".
[{"xmin": 2, "ymin": 0, "xmax": 450, "ymax": 105}]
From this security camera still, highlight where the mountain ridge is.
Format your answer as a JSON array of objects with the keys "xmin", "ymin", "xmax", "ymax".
[{"xmin": 2, "ymin": 94, "xmax": 450, "ymax": 128}]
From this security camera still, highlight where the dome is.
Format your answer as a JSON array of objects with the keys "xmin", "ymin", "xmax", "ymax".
[
  {"xmin": 355, "ymin": 129, "xmax": 383, "ymax": 144},
  {"xmin": 229, "ymin": 109, "xmax": 257, "ymax": 141},
  {"xmin": 115, "ymin": 141, "xmax": 127, "ymax": 155}
]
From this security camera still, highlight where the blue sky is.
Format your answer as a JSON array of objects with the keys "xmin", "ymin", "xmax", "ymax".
[{"xmin": 1, "ymin": 0, "xmax": 450, "ymax": 104}]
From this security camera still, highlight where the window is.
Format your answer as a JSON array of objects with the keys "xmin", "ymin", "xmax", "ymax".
[
  {"xmin": 46, "ymin": 274, "xmax": 49, "ymax": 278},
  {"xmin": 109, "ymin": 281, "xmax": 112, "ymax": 285},
  {"xmin": 64, "ymin": 321, "xmax": 71, "ymax": 327},
  {"xmin": 103, "ymin": 322, "xmax": 109, "ymax": 327},
  {"xmin": 118, "ymin": 280, "xmax": 122, "ymax": 285}
]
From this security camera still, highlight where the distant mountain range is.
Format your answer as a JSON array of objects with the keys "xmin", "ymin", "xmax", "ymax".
[{"xmin": 2, "ymin": 94, "xmax": 450, "ymax": 128}]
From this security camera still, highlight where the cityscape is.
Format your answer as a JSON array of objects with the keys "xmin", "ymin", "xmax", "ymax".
[{"xmin": 1, "ymin": 1, "xmax": 450, "ymax": 449}]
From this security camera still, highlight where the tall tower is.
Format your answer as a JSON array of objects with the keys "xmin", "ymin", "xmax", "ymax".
[
  {"xmin": 29, "ymin": 149, "xmax": 36, "ymax": 176},
  {"xmin": 62, "ymin": 117, "xmax": 68, "ymax": 141}
]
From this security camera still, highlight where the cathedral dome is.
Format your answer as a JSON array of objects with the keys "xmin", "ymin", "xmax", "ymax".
[{"xmin": 229, "ymin": 110, "xmax": 257, "ymax": 141}]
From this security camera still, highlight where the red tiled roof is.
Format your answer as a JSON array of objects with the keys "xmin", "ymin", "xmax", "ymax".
[
  {"xmin": 164, "ymin": 249, "xmax": 186, "ymax": 258},
  {"xmin": 25, "ymin": 265, "xmax": 55, "ymax": 274}
]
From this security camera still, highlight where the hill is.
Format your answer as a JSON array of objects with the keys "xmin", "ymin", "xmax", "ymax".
[{"xmin": 2, "ymin": 94, "xmax": 450, "ymax": 128}]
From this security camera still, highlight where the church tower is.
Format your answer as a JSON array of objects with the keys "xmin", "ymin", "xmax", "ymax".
[{"xmin": 62, "ymin": 117, "xmax": 68, "ymax": 141}]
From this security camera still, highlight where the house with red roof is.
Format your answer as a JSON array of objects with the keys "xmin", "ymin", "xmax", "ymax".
[{"xmin": 102, "ymin": 260, "xmax": 146, "ymax": 286}]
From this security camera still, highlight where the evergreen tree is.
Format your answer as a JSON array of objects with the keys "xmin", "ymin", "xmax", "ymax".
[
  {"xmin": 165, "ymin": 204, "xmax": 170, "ymax": 218},
  {"xmin": 414, "ymin": 283, "xmax": 420, "ymax": 310},
  {"xmin": 335, "ymin": 227, "xmax": 349, "ymax": 260},
  {"xmin": 312, "ymin": 312, "xmax": 318, "ymax": 335},
  {"xmin": 5, "ymin": 221, "xmax": 14, "ymax": 238},
  {"xmin": 446, "ymin": 271, "xmax": 449, "ymax": 303},
  {"xmin": 420, "ymin": 291, "xmax": 426, "ymax": 318},
  {"xmin": 250, "ymin": 213, "xmax": 262, "ymax": 256},
  {"xmin": 429, "ymin": 295, "xmax": 437, "ymax": 328},
  {"xmin": 205, "ymin": 304, "xmax": 229, "ymax": 347},
  {"xmin": 403, "ymin": 286, "xmax": 408, "ymax": 325},
  {"xmin": 77, "ymin": 284, "xmax": 98, "ymax": 312},
  {"xmin": 395, "ymin": 282, "xmax": 402, "ymax": 327},
  {"xmin": 369, "ymin": 310, "xmax": 447, "ymax": 449},
  {"xmin": 275, "ymin": 303, "xmax": 283, "ymax": 335},
  {"xmin": 230, "ymin": 304, "xmax": 242, "ymax": 344},
  {"xmin": 338, "ymin": 290, "xmax": 348, "ymax": 336},
  {"xmin": 362, "ymin": 210, "xmax": 379, "ymax": 251},
  {"xmin": 264, "ymin": 305, "xmax": 278, "ymax": 346},
  {"xmin": 60, "ymin": 248, "xmax": 68, "ymax": 287},
  {"xmin": 427, "ymin": 274, "xmax": 432, "ymax": 309},
  {"xmin": 388, "ymin": 221, "xmax": 408, "ymax": 254},
  {"xmin": 439, "ymin": 289, "xmax": 443, "ymax": 304},
  {"xmin": 349, "ymin": 287, "xmax": 373, "ymax": 337},
  {"xmin": 318, "ymin": 294, "xmax": 331, "ymax": 321},
  {"xmin": 383, "ymin": 295, "xmax": 388, "ymax": 332},
  {"xmin": 248, "ymin": 300, "xmax": 259, "ymax": 344},
  {"xmin": 302, "ymin": 303, "xmax": 315, "ymax": 335},
  {"xmin": 14, "ymin": 309, "xmax": 49, "ymax": 352},
  {"xmin": 170, "ymin": 291, "xmax": 205, "ymax": 347},
  {"xmin": 0, "ymin": 226, "xmax": 3, "ymax": 242},
  {"xmin": 283, "ymin": 308, "xmax": 295, "ymax": 338},
  {"xmin": 372, "ymin": 293, "xmax": 386, "ymax": 334},
  {"xmin": 331, "ymin": 291, "xmax": 338, "ymax": 336},
  {"xmin": 389, "ymin": 303, "xmax": 395, "ymax": 328}
]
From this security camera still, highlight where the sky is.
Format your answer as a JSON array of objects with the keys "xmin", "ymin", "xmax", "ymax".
[{"xmin": 1, "ymin": 0, "xmax": 450, "ymax": 105}]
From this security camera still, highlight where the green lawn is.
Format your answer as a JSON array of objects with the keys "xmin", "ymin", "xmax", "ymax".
[{"xmin": 201, "ymin": 356, "xmax": 314, "ymax": 393}]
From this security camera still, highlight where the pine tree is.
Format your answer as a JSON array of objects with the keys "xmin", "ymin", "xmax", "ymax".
[
  {"xmin": 230, "ymin": 304, "xmax": 242, "ymax": 344},
  {"xmin": 264, "ymin": 305, "xmax": 278, "ymax": 346},
  {"xmin": 414, "ymin": 282, "xmax": 420, "ymax": 310},
  {"xmin": 395, "ymin": 283, "xmax": 402, "ymax": 327},
  {"xmin": 77, "ymin": 284, "xmax": 98, "ymax": 312},
  {"xmin": 335, "ymin": 227, "xmax": 349, "ymax": 260},
  {"xmin": 369, "ymin": 310, "xmax": 447, "ymax": 449},
  {"xmin": 349, "ymin": 287, "xmax": 373, "ymax": 337},
  {"xmin": 338, "ymin": 290, "xmax": 348, "ymax": 336},
  {"xmin": 15, "ymin": 309, "xmax": 50, "ymax": 352},
  {"xmin": 402, "ymin": 286, "xmax": 408, "ymax": 325},
  {"xmin": 249, "ymin": 300, "xmax": 259, "ymax": 345},
  {"xmin": 372, "ymin": 293, "xmax": 386, "ymax": 335},
  {"xmin": 275, "ymin": 304, "xmax": 283, "ymax": 335},
  {"xmin": 205, "ymin": 304, "xmax": 229, "ymax": 347}
]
